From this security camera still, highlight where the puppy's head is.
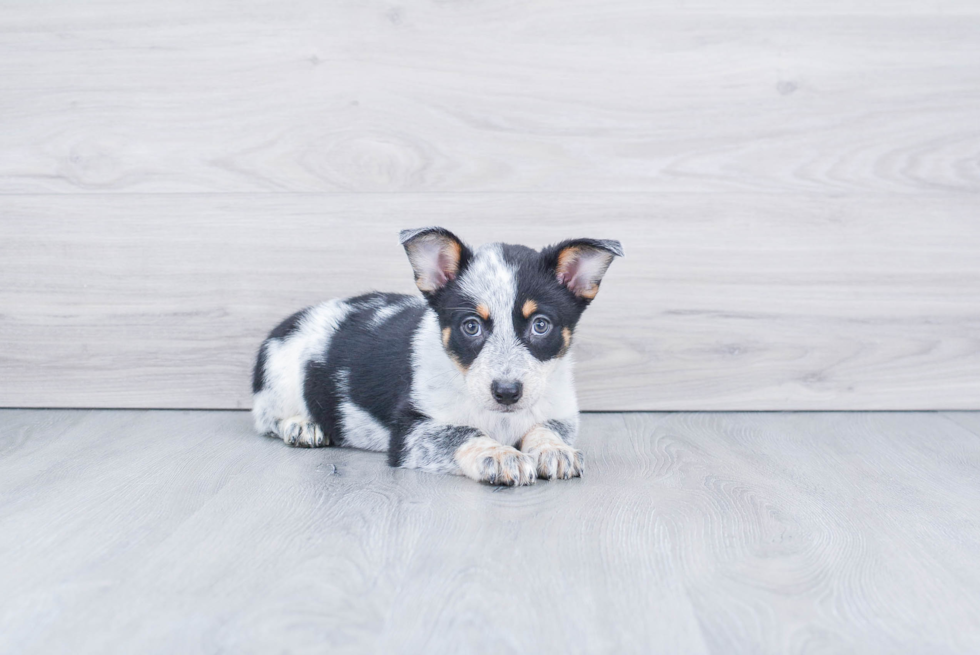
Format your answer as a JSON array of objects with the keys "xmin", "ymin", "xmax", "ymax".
[{"xmin": 401, "ymin": 227, "xmax": 623, "ymax": 412}]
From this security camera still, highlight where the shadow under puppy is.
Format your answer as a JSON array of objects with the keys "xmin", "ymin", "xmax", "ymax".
[{"xmin": 252, "ymin": 227, "xmax": 623, "ymax": 486}]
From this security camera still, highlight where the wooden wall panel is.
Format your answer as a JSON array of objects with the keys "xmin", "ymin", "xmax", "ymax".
[
  {"xmin": 1, "ymin": 0, "xmax": 977, "ymax": 409},
  {"xmin": 2, "ymin": 194, "xmax": 978, "ymax": 410},
  {"xmin": 0, "ymin": 2, "xmax": 978, "ymax": 194}
]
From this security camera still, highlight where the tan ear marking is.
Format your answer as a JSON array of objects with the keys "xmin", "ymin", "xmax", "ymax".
[
  {"xmin": 522, "ymin": 299, "xmax": 538, "ymax": 318},
  {"xmin": 445, "ymin": 240, "xmax": 462, "ymax": 275},
  {"xmin": 555, "ymin": 246, "xmax": 582, "ymax": 280},
  {"xmin": 403, "ymin": 229, "xmax": 466, "ymax": 294},
  {"xmin": 475, "ymin": 303, "xmax": 490, "ymax": 320},
  {"xmin": 553, "ymin": 241, "xmax": 619, "ymax": 299},
  {"xmin": 556, "ymin": 246, "xmax": 601, "ymax": 298}
]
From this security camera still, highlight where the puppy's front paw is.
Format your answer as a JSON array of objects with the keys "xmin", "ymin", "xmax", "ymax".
[
  {"xmin": 276, "ymin": 417, "xmax": 326, "ymax": 448},
  {"xmin": 521, "ymin": 426, "xmax": 583, "ymax": 480},
  {"xmin": 455, "ymin": 437, "xmax": 536, "ymax": 487},
  {"xmin": 478, "ymin": 449, "xmax": 537, "ymax": 487},
  {"xmin": 533, "ymin": 443, "xmax": 583, "ymax": 480}
]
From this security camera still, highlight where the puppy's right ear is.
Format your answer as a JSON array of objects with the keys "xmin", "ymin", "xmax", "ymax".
[{"xmin": 399, "ymin": 227, "xmax": 472, "ymax": 295}]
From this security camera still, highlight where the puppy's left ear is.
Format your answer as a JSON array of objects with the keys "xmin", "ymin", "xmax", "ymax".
[
  {"xmin": 543, "ymin": 238, "xmax": 624, "ymax": 300},
  {"xmin": 399, "ymin": 227, "xmax": 472, "ymax": 295}
]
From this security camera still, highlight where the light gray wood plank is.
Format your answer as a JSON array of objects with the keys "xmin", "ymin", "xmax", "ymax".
[
  {"xmin": 0, "ymin": 2, "xmax": 978, "ymax": 194},
  {"xmin": 1, "ymin": 409, "xmax": 979, "ymax": 653},
  {"xmin": 2, "ymin": 193, "xmax": 979, "ymax": 410},
  {"xmin": 942, "ymin": 412, "xmax": 980, "ymax": 439}
]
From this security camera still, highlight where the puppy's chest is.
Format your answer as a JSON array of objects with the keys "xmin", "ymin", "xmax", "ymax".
[
  {"xmin": 411, "ymin": 372, "xmax": 560, "ymax": 447},
  {"xmin": 458, "ymin": 408, "xmax": 540, "ymax": 447}
]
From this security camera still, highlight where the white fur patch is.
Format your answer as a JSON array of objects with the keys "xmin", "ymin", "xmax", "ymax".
[
  {"xmin": 252, "ymin": 300, "xmax": 351, "ymax": 436},
  {"xmin": 338, "ymin": 401, "xmax": 391, "ymax": 452},
  {"xmin": 335, "ymin": 369, "xmax": 391, "ymax": 452},
  {"xmin": 458, "ymin": 245, "xmax": 517, "ymax": 333}
]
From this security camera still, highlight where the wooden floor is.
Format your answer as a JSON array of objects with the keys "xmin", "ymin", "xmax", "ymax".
[{"xmin": 1, "ymin": 410, "xmax": 979, "ymax": 653}]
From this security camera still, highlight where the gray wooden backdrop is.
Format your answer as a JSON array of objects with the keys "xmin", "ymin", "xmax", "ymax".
[{"xmin": 2, "ymin": 0, "xmax": 979, "ymax": 410}]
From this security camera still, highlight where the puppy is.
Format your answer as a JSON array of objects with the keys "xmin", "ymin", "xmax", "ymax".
[{"xmin": 251, "ymin": 227, "xmax": 622, "ymax": 486}]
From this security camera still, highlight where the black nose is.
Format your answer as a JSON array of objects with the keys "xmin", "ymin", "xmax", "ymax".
[{"xmin": 491, "ymin": 380, "xmax": 523, "ymax": 406}]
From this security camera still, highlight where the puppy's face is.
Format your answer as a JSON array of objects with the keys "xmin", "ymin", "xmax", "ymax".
[{"xmin": 401, "ymin": 227, "xmax": 623, "ymax": 413}]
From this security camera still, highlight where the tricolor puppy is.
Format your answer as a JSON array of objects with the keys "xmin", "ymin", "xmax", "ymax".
[{"xmin": 251, "ymin": 227, "xmax": 622, "ymax": 486}]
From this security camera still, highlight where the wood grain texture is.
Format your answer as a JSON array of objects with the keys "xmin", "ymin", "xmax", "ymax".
[
  {"xmin": 2, "ymin": 0, "xmax": 979, "ymax": 410},
  {"xmin": 0, "ymin": 1, "xmax": 979, "ymax": 194},
  {"xmin": 1, "ymin": 409, "xmax": 979, "ymax": 653},
  {"xmin": 3, "ymin": 194, "xmax": 979, "ymax": 410}
]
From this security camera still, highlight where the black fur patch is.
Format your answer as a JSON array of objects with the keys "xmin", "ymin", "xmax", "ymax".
[
  {"xmin": 303, "ymin": 293, "xmax": 427, "ymax": 447},
  {"xmin": 429, "ymin": 281, "xmax": 492, "ymax": 368},
  {"xmin": 252, "ymin": 343, "xmax": 269, "ymax": 394},
  {"xmin": 388, "ymin": 405, "xmax": 426, "ymax": 467},
  {"xmin": 501, "ymin": 244, "xmax": 588, "ymax": 362}
]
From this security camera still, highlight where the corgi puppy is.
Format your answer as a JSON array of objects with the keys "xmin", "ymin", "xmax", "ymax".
[{"xmin": 252, "ymin": 227, "xmax": 622, "ymax": 486}]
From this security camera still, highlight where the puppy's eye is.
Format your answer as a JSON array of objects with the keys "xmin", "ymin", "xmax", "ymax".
[
  {"xmin": 531, "ymin": 315, "xmax": 552, "ymax": 336},
  {"xmin": 461, "ymin": 318, "xmax": 482, "ymax": 337}
]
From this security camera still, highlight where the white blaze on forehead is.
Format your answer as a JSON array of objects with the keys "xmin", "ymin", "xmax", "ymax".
[
  {"xmin": 458, "ymin": 244, "xmax": 517, "ymax": 333},
  {"xmin": 457, "ymin": 244, "xmax": 542, "ymax": 396}
]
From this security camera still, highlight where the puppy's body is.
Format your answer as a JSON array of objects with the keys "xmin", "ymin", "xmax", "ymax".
[{"xmin": 252, "ymin": 231, "xmax": 621, "ymax": 486}]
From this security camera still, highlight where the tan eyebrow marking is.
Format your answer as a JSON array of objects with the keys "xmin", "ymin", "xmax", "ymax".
[
  {"xmin": 522, "ymin": 299, "xmax": 538, "ymax": 318},
  {"xmin": 476, "ymin": 303, "xmax": 490, "ymax": 320},
  {"xmin": 442, "ymin": 327, "xmax": 451, "ymax": 347}
]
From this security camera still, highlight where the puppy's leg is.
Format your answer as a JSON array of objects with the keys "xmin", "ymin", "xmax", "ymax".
[
  {"xmin": 521, "ymin": 422, "xmax": 583, "ymax": 480},
  {"xmin": 396, "ymin": 421, "xmax": 536, "ymax": 486},
  {"xmin": 275, "ymin": 416, "xmax": 327, "ymax": 448}
]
